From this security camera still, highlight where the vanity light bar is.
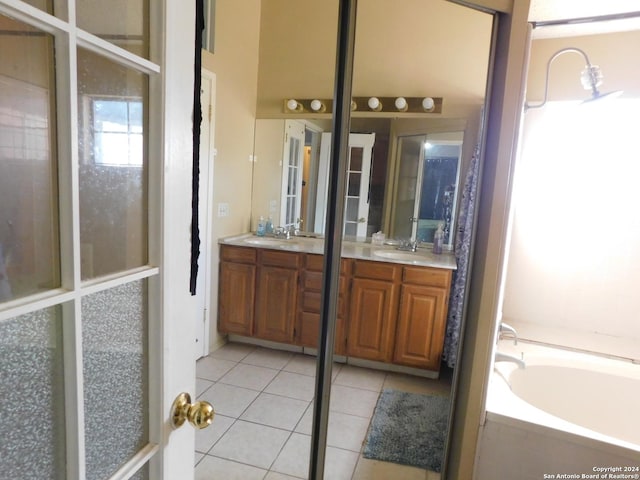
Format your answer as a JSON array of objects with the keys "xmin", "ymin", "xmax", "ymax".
[{"xmin": 284, "ymin": 96, "xmax": 443, "ymax": 114}]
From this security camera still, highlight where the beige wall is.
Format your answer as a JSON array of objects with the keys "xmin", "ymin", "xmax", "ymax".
[
  {"xmin": 256, "ymin": 0, "xmax": 493, "ymax": 117},
  {"xmin": 201, "ymin": 0, "xmax": 262, "ymax": 350}
]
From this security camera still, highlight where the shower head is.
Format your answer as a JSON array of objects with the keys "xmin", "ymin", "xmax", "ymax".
[
  {"xmin": 525, "ymin": 47, "xmax": 623, "ymax": 111},
  {"xmin": 581, "ymin": 89, "xmax": 624, "ymax": 104}
]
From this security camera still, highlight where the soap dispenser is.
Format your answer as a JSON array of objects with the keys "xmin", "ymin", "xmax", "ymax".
[
  {"xmin": 256, "ymin": 216, "xmax": 266, "ymax": 236},
  {"xmin": 432, "ymin": 223, "xmax": 444, "ymax": 254}
]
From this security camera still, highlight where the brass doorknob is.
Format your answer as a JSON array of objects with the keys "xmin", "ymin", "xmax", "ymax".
[{"xmin": 170, "ymin": 392, "xmax": 214, "ymax": 430}]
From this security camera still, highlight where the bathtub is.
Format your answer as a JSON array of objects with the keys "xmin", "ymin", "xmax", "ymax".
[{"xmin": 475, "ymin": 342, "xmax": 640, "ymax": 479}]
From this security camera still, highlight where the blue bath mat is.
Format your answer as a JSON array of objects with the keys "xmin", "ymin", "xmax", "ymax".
[{"xmin": 363, "ymin": 389, "xmax": 450, "ymax": 472}]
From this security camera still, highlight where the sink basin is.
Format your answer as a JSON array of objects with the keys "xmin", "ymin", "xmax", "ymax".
[
  {"xmin": 243, "ymin": 237, "xmax": 294, "ymax": 247},
  {"xmin": 372, "ymin": 250, "xmax": 425, "ymax": 262}
]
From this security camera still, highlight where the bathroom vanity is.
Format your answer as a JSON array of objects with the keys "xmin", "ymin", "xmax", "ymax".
[{"xmin": 217, "ymin": 234, "xmax": 456, "ymax": 376}]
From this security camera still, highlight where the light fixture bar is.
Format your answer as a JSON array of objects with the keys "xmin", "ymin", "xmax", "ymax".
[{"xmin": 284, "ymin": 96, "xmax": 443, "ymax": 114}]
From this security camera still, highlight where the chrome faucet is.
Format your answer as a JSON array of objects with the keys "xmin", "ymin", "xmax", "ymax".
[
  {"xmin": 396, "ymin": 240, "xmax": 419, "ymax": 252},
  {"xmin": 495, "ymin": 351, "xmax": 525, "ymax": 369},
  {"xmin": 499, "ymin": 322, "xmax": 518, "ymax": 345},
  {"xmin": 273, "ymin": 227, "xmax": 291, "ymax": 239}
]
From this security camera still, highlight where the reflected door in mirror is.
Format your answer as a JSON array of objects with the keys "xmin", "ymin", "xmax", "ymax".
[{"xmin": 316, "ymin": 133, "xmax": 375, "ymax": 237}]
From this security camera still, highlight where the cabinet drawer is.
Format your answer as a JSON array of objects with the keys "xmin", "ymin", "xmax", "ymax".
[
  {"xmin": 306, "ymin": 254, "xmax": 349, "ymax": 275},
  {"xmin": 306, "ymin": 254, "xmax": 324, "ymax": 271},
  {"xmin": 298, "ymin": 311, "xmax": 346, "ymax": 353},
  {"xmin": 259, "ymin": 249, "xmax": 301, "ymax": 268},
  {"xmin": 352, "ymin": 260, "xmax": 401, "ymax": 282},
  {"xmin": 301, "ymin": 290, "xmax": 346, "ymax": 317},
  {"xmin": 304, "ymin": 270, "xmax": 323, "ymax": 290},
  {"xmin": 304, "ymin": 271, "xmax": 347, "ymax": 294},
  {"xmin": 220, "ymin": 245, "xmax": 256, "ymax": 264},
  {"xmin": 403, "ymin": 266, "xmax": 452, "ymax": 288}
]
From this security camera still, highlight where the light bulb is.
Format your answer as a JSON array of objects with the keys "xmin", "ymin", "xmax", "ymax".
[
  {"xmin": 368, "ymin": 97, "xmax": 381, "ymax": 111},
  {"xmin": 394, "ymin": 97, "xmax": 408, "ymax": 111},
  {"xmin": 580, "ymin": 65, "xmax": 603, "ymax": 91},
  {"xmin": 287, "ymin": 99, "xmax": 301, "ymax": 112},
  {"xmin": 422, "ymin": 97, "xmax": 435, "ymax": 111},
  {"xmin": 351, "ymin": 100, "xmax": 357, "ymax": 111},
  {"xmin": 310, "ymin": 99, "xmax": 325, "ymax": 112}
]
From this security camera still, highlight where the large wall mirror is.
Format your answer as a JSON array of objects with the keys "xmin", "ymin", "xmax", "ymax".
[
  {"xmin": 247, "ymin": 0, "xmax": 493, "ymax": 476},
  {"xmin": 251, "ymin": 0, "xmax": 489, "ymax": 247}
]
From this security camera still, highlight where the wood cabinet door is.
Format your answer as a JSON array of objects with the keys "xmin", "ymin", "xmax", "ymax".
[
  {"xmin": 218, "ymin": 262, "xmax": 256, "ymax": 336},
  {"xmin": 255, "ymin": 265, "xmax": 298, "ymax": 343},
  {"xmin": 347, "ymin": 278, "xmax": 399, "ymax": 362},
  {"xmin": 394, "ymin": 284, "xmax": 448, "ymax": 369},
  {"xmin": 298, "ymin": 311, "xmax": 347, "ymax": 353}
]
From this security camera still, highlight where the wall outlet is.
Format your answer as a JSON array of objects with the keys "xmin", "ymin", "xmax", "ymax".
[{"xmin": 217, "ymin": 203, "xmax": 229, "ymax": 217}]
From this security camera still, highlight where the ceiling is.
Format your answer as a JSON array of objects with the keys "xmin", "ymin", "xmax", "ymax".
[{"xmin": 529, "ymin": 0, "xmax": 640, "ymax": 38}]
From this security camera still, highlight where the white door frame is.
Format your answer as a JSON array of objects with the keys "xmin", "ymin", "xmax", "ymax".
[
  {"xmin": 157, "ymin": 0, "xmax": 199, "ymax": 477},
  {"xmin": 316, "ymin": 132, "xmax": 376, "ymax": 237},
  {"xmin": 193, "ymin": 69, "xmax": 216, "ymax": 360}
]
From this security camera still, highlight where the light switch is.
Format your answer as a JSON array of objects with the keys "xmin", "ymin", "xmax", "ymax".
[{"xmin": 217, "ymin": 203, "xmax": 229, "ymax": 217}]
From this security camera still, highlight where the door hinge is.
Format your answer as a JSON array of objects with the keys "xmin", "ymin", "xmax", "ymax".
[{"xmin": 208, "ymin": 104, "xmax": 212, "ymax": 122}]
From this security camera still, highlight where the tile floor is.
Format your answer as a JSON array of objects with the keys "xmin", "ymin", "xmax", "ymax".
[{"xmin": 195, "ymin": 342, "xmax": 449, "ymax": 480}]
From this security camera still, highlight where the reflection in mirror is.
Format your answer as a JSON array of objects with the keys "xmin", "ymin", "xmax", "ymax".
[
  {"xmin": 239, "ymin": 1, "xmax": 494, "ymax": 478},
  {"xmin": 390, "ymin": 131, "xmax": 463, "ymax": 246},
  {"xmin": 253, "ymin": 116, "xmax": 474, "ymax": 245}
]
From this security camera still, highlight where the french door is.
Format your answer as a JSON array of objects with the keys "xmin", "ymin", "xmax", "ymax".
[
  {"xmin": 0, "ymin": 1, "xmax": 198, "ymax": 479},
  {"xmin": 316, "ymin": 132, "xmax": 375, "ymax": 237},
  {"xmin": 281, "ymin": 119, "xmax": 306, "ymax": 230}
]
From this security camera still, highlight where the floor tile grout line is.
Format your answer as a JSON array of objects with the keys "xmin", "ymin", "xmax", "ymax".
[
  {"xmin": 197, "ymin": 343, "xmax": 443, "ymax": 479},
  {"xmin": 202, "ymin": 451, "xmax": 271, "ymax": 475}
]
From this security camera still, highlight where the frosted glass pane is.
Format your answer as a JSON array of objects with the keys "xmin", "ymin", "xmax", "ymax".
[
  {"xmin": 76, "ymin": 0, "xmax": 150, "ymax": 58},
  {"xmin": 82, "ymin": 280, "xmax": 149, "ymax": 480},
  {"xmin": 345, "ymin": 198, "xmax": 359, "ymax": 222},
  {"xmin": 344, "ymin": 223, "xmax": 357, "ymax": 236},
  {"xmin": 77, "ymin": 48, "xmax": 148, "ymax": 280},
  {"xmin": 348, "ymin": 172, "xmax": 361, "ymax": 196},
  {"xmin": 349, "ymin": 147, "xmax": 363, "ymax": 171},
  {"xmin": 21, "ymin": 0, "xmax": 53, "ymax": 14},
  {"xmin": 0, "ymin": 306, "xmax": 66, "ymax": 479},
  {"xmin": 132, "ymin": 463, "xmax": 149, "ymax": 480},
  {"xmin": 0, "ymin": 15, "xmax": 60, "ymax": 303}
]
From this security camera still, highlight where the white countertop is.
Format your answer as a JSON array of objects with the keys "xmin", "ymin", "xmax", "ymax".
[{"xmin": 219, "ymin": 233, "xmax": 457, "ymax": 270}]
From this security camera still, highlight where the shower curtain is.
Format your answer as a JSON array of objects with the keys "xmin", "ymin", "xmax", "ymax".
[{"xmin": 442, "ymin": 144, "xmax": 480, "ymax": 369}]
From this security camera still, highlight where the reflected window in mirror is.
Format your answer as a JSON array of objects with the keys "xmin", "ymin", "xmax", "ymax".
[
  {"xmin": 390, "ymin": 132, "xmax": 463, "ymax": 246},
  {"xmin": 419, "ymin": 141, "xmax": 462, "ymax": 245}
]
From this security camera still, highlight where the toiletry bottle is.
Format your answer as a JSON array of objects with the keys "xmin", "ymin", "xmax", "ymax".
[
  {"xmin": 433, "ymin": 223, "xmax": 443, "ymax": 254},
  {"xmin": 256, "ymin": 216, "xmax": 266, "ymax": 236},
  {"xmin": 266, "ymin": 216, "xmax": 273, "ymax": 234}
]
